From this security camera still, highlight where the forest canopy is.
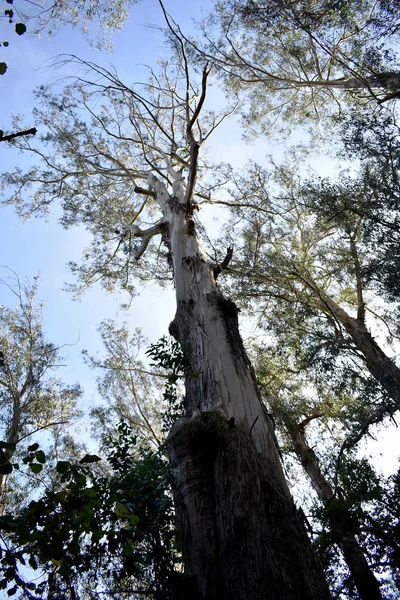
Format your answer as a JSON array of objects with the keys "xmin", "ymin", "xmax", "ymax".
[{"xmin": 0, "ymin": 1, "xmax": 399, "ymax": 599}]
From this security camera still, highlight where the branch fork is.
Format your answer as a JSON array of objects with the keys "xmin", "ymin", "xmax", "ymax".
[{"xmin": 122, "ymin": 221, "xmax": 167, "ymax": 260}]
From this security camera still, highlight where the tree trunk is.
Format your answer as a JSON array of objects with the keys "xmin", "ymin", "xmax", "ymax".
[
  {"xmin": 295, "ymin": 71, "xmax": 400, "ymax": 94},
  {"xmin": 286, "ymin": 418, "xmax": 383, "ymax": 600},
  {"xmin": 151, "ymin": 176, "xmax": 331, "ymax": 599},
  {"xmin": 306, "ymin": 276, "xmax": 400, "ymax": 408},
  {"xmin": 0, "ymin": 395, "xmax": 20, "ymax": 513}
]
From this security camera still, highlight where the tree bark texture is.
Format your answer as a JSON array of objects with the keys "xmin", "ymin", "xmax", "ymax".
[
  {"xmin": 286, "ymin": 420, "xmax": 383, "ymax": 600},
  {"xmin": 150, "ymin": 175, "xmax": 331, "ymax": 599}
]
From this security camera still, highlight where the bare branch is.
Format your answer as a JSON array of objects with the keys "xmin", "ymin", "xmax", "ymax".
[
  {"xmin": 0, "ymin": 128, "xmax": 37, "ymax": 143},
  {"xmin": 213, "ymin": 247, "xmax": 233, "ymax": 279},
  {"xmin": 125, "ymin": 221, "xmax": 168, "ymax": 260}
]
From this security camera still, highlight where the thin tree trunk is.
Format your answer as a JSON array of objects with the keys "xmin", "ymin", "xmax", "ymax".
[
  {"xmin": 306, "ymin": 276, "xmax": 400, "ymax": 407},
  {"xmin": 285, "ymin": 418, "xmax": 383, "ymax": 600},
  {"xmin": 0, "ymin": 395, "xmax": 20, "ymax": 513},
  {"xmin": 293, "ymin": 71, "xmax": 400, "ymax": 93},
  {"xmin": 151, "ymin": 176, "xmax": 331, "ymax": 599},
  {"xmin": 232, "ymin": 67, "xmax": 400, "ymax": 98}
]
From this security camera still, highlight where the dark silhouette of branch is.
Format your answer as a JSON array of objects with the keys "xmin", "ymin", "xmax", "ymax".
[
  {"xmin": 214, "ymin": 247, "xmax": 233, "ymax": 279},
  {"xmin": 0, "ymin": 128, "xmax": 37, "ymax": 143}
]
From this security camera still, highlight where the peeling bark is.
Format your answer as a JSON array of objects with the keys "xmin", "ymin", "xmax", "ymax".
[{"xmin": 286, "ymin": 419, "xmax": 383, "ymax": 600}]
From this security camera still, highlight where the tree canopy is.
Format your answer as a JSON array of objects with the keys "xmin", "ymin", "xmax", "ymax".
[
  {"xmin": 0, "ymin": 1, "xmax": 399, "ymax": 598},
  {"xmin": 197, "ymin": 0, "xmax": 400, "ymax": 134}
]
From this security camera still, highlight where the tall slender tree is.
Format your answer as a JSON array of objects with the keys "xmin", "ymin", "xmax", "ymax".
[
  {"xmin": 254, "ymin": 360, "xmax": 391, "ymax": 600},
  {"xmin": 0, "ymin": 270, "xmax": 82, "ymax": 511},
  {"xmin": 221, "ymin": 157, "xmax": 400, "ymax": 435},
  {"xmin": 84, "ymin": 319, "xmax": 166, "ymax": 449}
]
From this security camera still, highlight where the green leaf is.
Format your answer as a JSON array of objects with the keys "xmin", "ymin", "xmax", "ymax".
[
  {"xmin": 6, "ymin": 0, "xmax": 13, "ymax": 4},
  {"xmin": 15, "ymin": 23, "xmax": 26, "ymax": 35},
  {"xmin": 0, "ymin": 442, "xmax": 16, "ymax": 450},
  {"xmin": 28, "ymin": 556, "xmax": 37, "ymax": 570},
  {"xmin": 123, "ymin": 543, "xmax": 134, "ymax": 555},
  {"xmin": 56, "ymin": 460, "xmax": 71, "ymax": 474},
  {"xmin": 127, "ymin": 513, "xmax": 139, "ymax": 525},
  {"xmin": 68, "ymin": 540, "xmax": 80, "ymax": 556},
  {"xmin": 27, "ymin": 443, "xmax": 39, "ymax": 452},
  {"xmin": 3, "ymin": 42, "xmax": 9, "ymax": 47},
  {"xmin": 80, "ymin": 453, "xmax": 101, "ymax": 464},
  {"xmin": 7, "ymin": 586, "xmax": 17, "ymax": 597},
  {"xmin": 91, "ymin": 528, "xmax": 104, "ymax": 543},
  {"xmin": 35, "ymin": 450, "xmax": 46, "ymax": 464},
  {"xmin": 114, "ymin": 502, "xmax": 130, "ymax": 518},
  {"xmin": 0, "ymin": 463, "xmax": 13, "ymax": 475},
  {"xmin": 30, "ymin": 463, "xmax": 43, "ymax": 474},
  {"xmin": 78, "ymin": 504, "xmax": 94, "ymax": 520},
  {"xmin": 73, "ymin": 473, "xmax": 86, "ymax": 487}
]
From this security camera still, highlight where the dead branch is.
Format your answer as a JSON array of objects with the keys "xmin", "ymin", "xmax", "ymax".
[
  {"xmin": 213, "ymin": 247, "xmax": 233, "ymax": 279},
  {"xmin": 0, "ymin": 128, "xmax": 37, "ymax": 142}
]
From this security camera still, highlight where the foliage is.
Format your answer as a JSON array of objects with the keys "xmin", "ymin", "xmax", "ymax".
[
  {"xmin": 200, "ymin": 0, "xmax": 400, "ymax": 135},
  {"xmin": 219, "ymin": 148, "xmax": 400, "ymax": 436},
  {"xmin": 0, "ymin": 0, "xmax": 26, "ymax": 79},
  {"xmin": 312, "ymin": 457, "xmax": 400, "ymax": 597},
  {"xmin": 146, "ymin": 336, "xmax": 187, "ymax": 430},
  {"xmin": 306, "ymin": 106, "xmax": 400, "ymax": 310},
  {"xmin": 84, "ymin": 321, "xmax": 166, "ymax": 449},
  {"xmin": 0, "ymin": 53, "xmax": 229, "ymax": 296},
  {"xmin": 146, "ymin": 336, "xmax": 198, "ymax": 432},
  {"xmin": 2, "ymin": 0, "xmax": 139, "ymax": 56},
  {"xmin": 0, "ymin": 421, "xmax": 179, "ymax": 599},
  {"xmin": 0, "ymin": 271, "xmax": 82, "ymax": 509}
]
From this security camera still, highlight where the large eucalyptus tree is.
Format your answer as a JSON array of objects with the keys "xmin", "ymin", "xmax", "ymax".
[{"xmin": 0, "ymin": 26, "xmax": 331, "ymax": 600}]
